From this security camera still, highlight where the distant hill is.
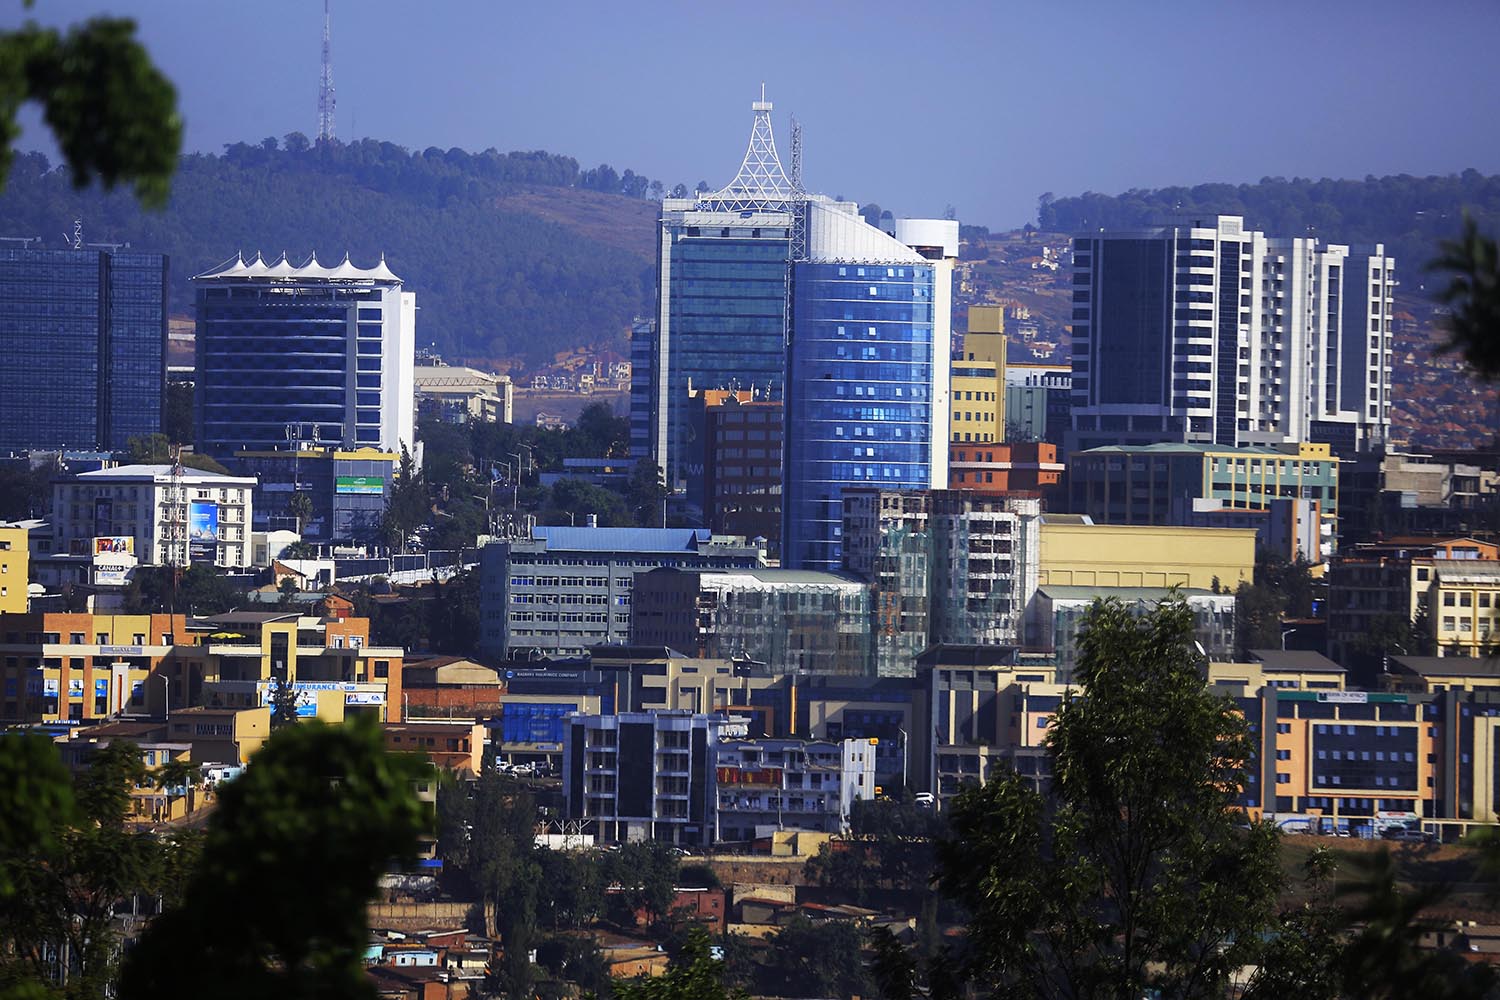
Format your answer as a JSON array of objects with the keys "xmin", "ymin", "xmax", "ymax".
[
  {"xmin": 0, "ymin": 138, "xmax": 666, "ymax": 366},
  {"xmin": 1035, "ymin": 169, "xmax": 1500, "ymax": 275}
]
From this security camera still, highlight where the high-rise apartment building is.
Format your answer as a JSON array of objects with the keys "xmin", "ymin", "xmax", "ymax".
[
  {"xmin": 842, "ymin": 487, "xmax": 1042, "ymax": 676},
  {"xmin": 1069, "ymin": 216, "xmax": 1392, "ymax": 456},
  {"xmin": 192, "ymin": 253, "xmax": 415, "ymax": 457},
  {"xmin": 0, "ymin": 245, "xmax": 167, "ymax": 453},
  {"xmin": 635, "ymin": 92, "xmax": 955, "ymax": 571}
]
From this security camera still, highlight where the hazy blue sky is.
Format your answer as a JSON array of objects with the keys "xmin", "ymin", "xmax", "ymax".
[{"xmin": 8, "ymin": 0, "xmax": 1500, "ymax": 228}]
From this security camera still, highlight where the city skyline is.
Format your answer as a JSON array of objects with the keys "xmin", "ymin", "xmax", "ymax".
[{"xmin": 3, "ymin": 1, "xmax": 1498, "ymax": 228}]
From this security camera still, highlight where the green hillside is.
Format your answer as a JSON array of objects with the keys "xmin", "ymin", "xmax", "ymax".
[
  {"xmin": 1036, "ymin": 170, "xmax": 1500, "ymax": 276},
  {"xmin": 0, "ymin": 139, "xmax": 663, "ymax": 365}
]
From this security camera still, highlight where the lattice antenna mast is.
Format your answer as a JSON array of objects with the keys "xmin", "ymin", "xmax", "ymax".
[
  {"xmin": 789, "ymin": 115, "xmax": 803, "ymax": 192},
  {"xmin": 317, "ymin": 0, "xmax": 336, "ymax": 142},
  {"xmin": 787, "ymin": 113, "xmax": 807, "ymax": 263}
]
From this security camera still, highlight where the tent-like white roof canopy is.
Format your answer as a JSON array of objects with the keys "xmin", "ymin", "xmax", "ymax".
[{"xmin": 193, "ymin": 251, "xmax": 403, "ymax": 284}]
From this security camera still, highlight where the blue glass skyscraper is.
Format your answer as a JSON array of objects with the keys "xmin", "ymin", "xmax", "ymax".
[
  {"xmin": 784, "ymin": 260, "xmax": 938, "ymax": 571},
  {"xmin": 636, "ymin": 92, "xmax": 957, "ymax": 563},
  {"xmin": 0, "ymin": 245, "xmax": 167, "ymax": 452}
]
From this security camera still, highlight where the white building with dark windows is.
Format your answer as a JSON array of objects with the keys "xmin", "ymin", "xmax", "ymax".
[
  {"xmin": 714, "ymin": 737, "xmax": 876, "ymax": 841},
  {"xmin": 192, "ymin": 253, "xmax": 415, "ymax": 457},
  {"xmin": 51, "ymin": 464, "xmax": 256, "ymax": 571},
  {"xmin": 1069, "ymin": 215, "xmax": 1392, "ymax": 456}
]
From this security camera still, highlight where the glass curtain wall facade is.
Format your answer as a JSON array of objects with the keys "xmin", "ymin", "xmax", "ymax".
[
  {"xmin": 784, "ymin": 262, "xmax": 937, "ymax": 572},
  {"xmin": 657, "ymin": 229, "xmax": 790, "ymax": 489},
  {"xmin": 194, "ymin": 260, "xmax": 413, "ymax": 457},
  {"xmin": 0, "ymin": 247, "xmax": 166, "ymax": 452}
]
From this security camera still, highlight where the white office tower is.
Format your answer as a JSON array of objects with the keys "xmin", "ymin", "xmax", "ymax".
[
  {"xmin": 193, "ymin": 253, "xmax": 416, "ymax": 456},
  {"xmin": 1069, "ymin": 215, "xmax": 1392, "ymax": 456}
]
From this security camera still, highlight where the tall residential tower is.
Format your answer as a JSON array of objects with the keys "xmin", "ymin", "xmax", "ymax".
[{"xmin": 1068, "ymin": 215, "xmax": 1392, "ymax": 456}]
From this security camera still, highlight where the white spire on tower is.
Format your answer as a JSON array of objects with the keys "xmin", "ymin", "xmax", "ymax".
[{"xmin": 700, "ymin": 84, "xmax": 798, "ymax": 212}]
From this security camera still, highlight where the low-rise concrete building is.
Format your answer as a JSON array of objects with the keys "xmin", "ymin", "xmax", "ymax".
[
  {"xmin": 629, "ymin": 568, "xmax": 871, "ymax": 676},
  {"xmin": 414, "ymin": 364, "xmax": 513, "ymax": 424},
  {"xmin": 714, "ymin": 737, "xmax": 876, "ymax": 841},
  {"xmin": 51, "ymin": 464, "xmax": 256, "ymax": 571},
  {"xmin": 479, "ymin": 527, "xmax": 764, "ymax": 661}
]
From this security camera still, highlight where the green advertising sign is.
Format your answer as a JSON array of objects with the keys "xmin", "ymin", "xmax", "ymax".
[{"xmin": 335, "ymin": 476, "xmax": 385, "ymax": 495}]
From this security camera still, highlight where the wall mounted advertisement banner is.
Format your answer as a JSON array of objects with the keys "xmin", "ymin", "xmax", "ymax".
[
  {"xmin": 93, "ymin": 536, "xmax": 134, "ymax": 556},
  {"xmin": 335, "ymin": 475, "xmax": 385, "ymax": 495},
  {"xmin": 188, "ymin": 501, "xmax": 219, "ymax": 562}
]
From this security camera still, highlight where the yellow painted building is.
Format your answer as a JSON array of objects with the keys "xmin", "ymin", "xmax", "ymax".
[
  {"xmin": 1421, "ymin": 559, "xmax": 1500, "ymax": 657},
  {"xmin": 0, "ymin": 609, "xmax": 402, "ymax": 726},
  {"xmin": 1206, "ymin": 657, "xmax": 1346, "ymax": 694},
  {"xmin": 165, "ymin": 705, "xmax": 271, "ymax": 764},
  {"xmin": 0, "ymin": 524, "xmax": 26, "ymax": 614},
  {"xmin": 196, "ymin": 611, "xmax": 403, "ymax": 723},
  {"xmin": 951, "ymin": 305, "xmax": 1006, "ymax": 445},
  {"xmin": 1038, "ymin": 517, "xmax": 1257, "ymax": 591}
]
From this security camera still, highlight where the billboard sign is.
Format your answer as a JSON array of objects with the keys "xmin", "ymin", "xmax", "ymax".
[
  {"xmin": 188, "ymin": 501, "xmax": 219, "ymax": 563},
  {"xmin": 345, "ymin": 691, "xmax": 386, "ymax": 706},
  {"xmin": 335, "ymin": 475, "xmax": 385, "ymax": 495},
  {"xmin": 94, "ymin": 568, "xmax": 130, "ymax": 587},
  {"xmin": 93, "ymin": 536, "xmax": 134, "ymax": 557}
]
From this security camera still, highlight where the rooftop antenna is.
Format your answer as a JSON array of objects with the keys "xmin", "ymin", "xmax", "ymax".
[
  {"xmin": 67, "ymin": 218, "xmax": 82, "ymax": 249},
  {"xmin": 317, "ymin": 0, "xmax": 336, "ymax": 142},
  {"xmin": 789, "ymin": 116, "xmax": 803, "ymax": 192}
]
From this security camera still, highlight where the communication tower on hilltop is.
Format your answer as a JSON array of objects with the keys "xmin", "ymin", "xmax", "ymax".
[{"xmin": 317, "ymin": 0, "xmax": 336, "ymax": 142}]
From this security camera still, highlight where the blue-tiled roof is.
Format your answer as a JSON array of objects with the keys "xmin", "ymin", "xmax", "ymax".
[{"xmin": 530, "ymin": 526, "xmax": 713, "ymax": 553}]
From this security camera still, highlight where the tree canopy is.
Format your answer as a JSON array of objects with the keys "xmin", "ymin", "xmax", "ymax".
[
  {"xmin": 0, "ymin": 15, "xmax": 180, "ymax": 206},
  {"xmin": 936, "ymin": 598, "xmax": 1282, "ymax": 1000},
  {"xmin": 118, "ymin": 717, "xmax": 431, "ymax": 1000}
]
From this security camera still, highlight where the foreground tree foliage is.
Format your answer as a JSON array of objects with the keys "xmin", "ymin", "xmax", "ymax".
[
  {"xmin": 117, "ymin": 717, "xmax": 430, "ymax": 1000},
  {"xmin": 1430, "ymin": 213, "xmax": 1500, "ymax": 381},
  {"xmin": 0, "ymin": 737, "xmax": 198, "ymax": 1000},
  {"xmin": 0, "ymin": 13, "xmax": 180, "ymax": 206},
  {"xmin": 611, "ymin": 926, "xmax": 745, "ymax": 1000},
  {"xmin": 937, "ymin": 598, "xmax": 1282, "ymax": 1000}
]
